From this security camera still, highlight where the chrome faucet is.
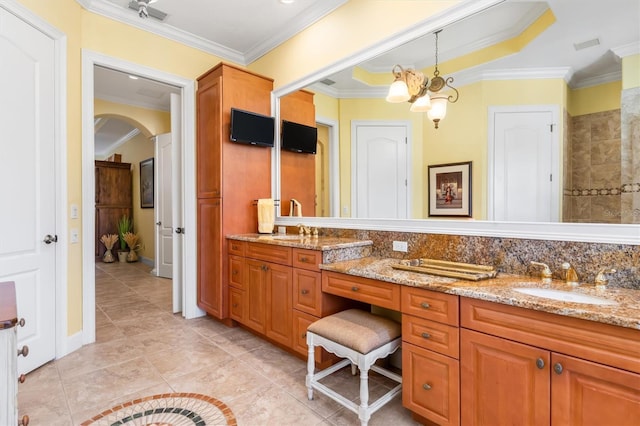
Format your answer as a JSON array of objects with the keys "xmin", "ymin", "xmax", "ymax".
[
  {"xmin": 530, "ymin": 261, "xmax": 552, "ymax": 283},
  {"xmin": 594, "ymin": 267, "xmax": 617, "ymax": 287}
]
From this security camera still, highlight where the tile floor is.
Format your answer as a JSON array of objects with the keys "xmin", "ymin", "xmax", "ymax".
[{"xmin": 19, "ymin": 261, "xmax": 420, "ymax": 425}]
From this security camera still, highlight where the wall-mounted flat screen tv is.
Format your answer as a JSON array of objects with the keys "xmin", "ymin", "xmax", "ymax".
[
  {"xmin": 281, "ymin": 120, "xmax": 318, "ymax": 154},
  {"xmin": 230, "ymin": 108, "xmax": 275, "ymax": 147}
]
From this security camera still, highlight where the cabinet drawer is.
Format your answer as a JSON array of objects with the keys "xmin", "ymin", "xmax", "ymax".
[
  {"xmin": 228, "ymin": 255, "xmax": 244, "ymax": 290},
  {"xmin": 322, "ymin": 271, "xmax": 400, "ymax": 310},
  {"xmin": 461, "ymin": 297, "xmax": 640, "ymax": 374},
  {"xmin": 402, "ymin": 342, "xmax": 460, "ymax": 426},
  {"xmin": 229, "ymin": 287, "xmax": 245, "ymax": 323},
  {"xmin": 228, "ymin": 240, "xmax": 245, "ymax": 256},
  {"xmin": 247, "ymin": 242, "xmax": 292, "ymax": 266},
  {"xmin": 293, "ymin": 248, "xmax": 321, "ymax": 271},
  {"xmin": 293, "ymin": 269, "xmax": 321, "ymax": 316},
  {"xmin": 292, "ymin": 309, "xmax": 318, "ymax": 357},
  {"xmin": 402, "ymin": 314, "xmax": 459, "ymax": 359},
  {"xmin": 401, "ymin": 286, "xmax": 458, "ymax": 326}
]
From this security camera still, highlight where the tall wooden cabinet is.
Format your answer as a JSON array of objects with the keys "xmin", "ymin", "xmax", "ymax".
[
  {"xmin": 95, "ymin": 160, "xmax": 132, "ymax": 258},
  {"xmin": 196, "ymin": 63, "xmax": 273, "ymax": 319},
  {"xmin": 280, "ymin": 90, "xmax": 316, "ymax": 217}
]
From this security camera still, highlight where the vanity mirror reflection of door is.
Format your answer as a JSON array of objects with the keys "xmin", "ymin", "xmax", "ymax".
[{"xmin": 280, "ymin": 90, "xmax": 317, "ymax": 217}]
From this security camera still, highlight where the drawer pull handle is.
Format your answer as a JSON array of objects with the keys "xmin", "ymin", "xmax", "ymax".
[
  {"xmin": 302, "ymin": 333, "xmax": 307, "ymax": 338},
  {"xmin": 421, "ymin": 332, "xmax": 431, "ymax": 339},
  {"xmin": 351, "ymin": 286, "xmax": 359, "ymax": 292},
  {"xmin": 18, "ymin": 374, "xmax": 26, "ymax": 384},
  {"xmin": 300, "ymin": 257, "xmax": 309, "ymax": 262},
  {"xmin": 232, "ymin": 303, "xmax": 238, "ymax": 308},
  {"xmin": 231, "ymin": 245, "xmax": 238, "ymax": 250},
  {"xmin": 20, "ymin": 415, "xmax": 29, "ymax": 426},
  {"xmin": 420, "ymin": 302, "xmax": 430, "ymax": 309},
  {"xmin": 301, "ymin": 289, "xmax": 309, "ymax": 295},
  {"xmin": 232, "ymin": 270, "xmax": 238, "ymax": 275},
  {"xmin": 422, "ymin": 383, "xmax": 432, "ymax": 391},
  {"xmin": 18, "ymin": 345, "xmax": 29, "ymax": 357},
  {"xmin": 261, "ymin": 265, "xmax": 269, "ymax": 272},
  {"xmin": 553, "ymin": 363, "xmax": 563, "ymax": 375},
  {"xmin": 19, "ymin": 318, "xmax": 25, "ymax": 327},
  {"xmin": 536, "ymin": 358, "xmax": 545, "ymax": 369}
]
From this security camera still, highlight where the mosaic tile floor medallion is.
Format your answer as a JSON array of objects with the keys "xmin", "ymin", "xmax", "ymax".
[{"xmin": 80, "ymin": 393, "xmax": 237, "ymax": 426}]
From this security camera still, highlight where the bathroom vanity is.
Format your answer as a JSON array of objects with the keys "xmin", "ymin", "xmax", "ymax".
[{"xmin": 226, "ymin": 235, "xmax": 640, "ymax": 425}]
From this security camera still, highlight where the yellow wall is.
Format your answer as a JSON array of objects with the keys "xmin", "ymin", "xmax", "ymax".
[
  {"xmin": 250, "ymin": 0, "xmax": 460, "ymax": 89},
  {"xmin": 622, "ymin": 54, "xmax": 640, "ymax": 89},
  {"xmin": 567, "ymin": 81, "xmax": 621, "ymax": 116},
  {"xmin": 314, "ymin": 91, "xmax": 340, "ymax": 121}
]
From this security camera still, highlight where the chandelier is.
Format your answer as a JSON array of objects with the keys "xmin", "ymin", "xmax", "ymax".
[{"xmin": 385, "ymin": 30, "xmax": 459, "ymax": 129}]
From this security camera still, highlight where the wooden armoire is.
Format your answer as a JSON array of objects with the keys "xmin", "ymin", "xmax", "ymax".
[
  {"xmin": 95, "ymin": 160, "xmax": 132, "ymax": 258},
  {"xmin": 196, "ymin": 63, "xmax": 273, "ymax": 320}
]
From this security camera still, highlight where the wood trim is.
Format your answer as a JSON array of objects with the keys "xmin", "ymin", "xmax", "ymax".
[{"xmin": 461, "ymin": 297, "xmax": 640, "ymax": 374}]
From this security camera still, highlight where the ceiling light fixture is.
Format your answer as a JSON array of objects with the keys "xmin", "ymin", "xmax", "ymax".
[{"xmin": 386, "ymin": 30, "xmax": 459, "ymax": 129}]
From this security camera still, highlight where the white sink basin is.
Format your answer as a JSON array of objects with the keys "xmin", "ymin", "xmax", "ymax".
[{"xmin": 513, "ymin": 288, "xmax": 617, "ymax": 306}]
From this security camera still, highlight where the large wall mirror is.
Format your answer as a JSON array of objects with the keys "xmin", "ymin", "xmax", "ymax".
[{"xmin": 273, "ymin": 0, "xmax": 640, "ymax": 244}]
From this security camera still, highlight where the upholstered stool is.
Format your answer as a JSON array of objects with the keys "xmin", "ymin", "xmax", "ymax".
[{"xmin": 306, "ymin": 309, "xmax": 402, "ymax": 426}]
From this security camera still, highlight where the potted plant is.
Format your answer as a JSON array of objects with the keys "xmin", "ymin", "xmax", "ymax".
[
  {"xmin": 116, "ymin": 215, "xmax": 132, "ymax": 262},
  {"xmin": 123, "ymin": 231, "xmax": 141, "ymax": 262},
  {"xmin": 99, "ymin": 234, "xmax": 118, "ymax": 263}
]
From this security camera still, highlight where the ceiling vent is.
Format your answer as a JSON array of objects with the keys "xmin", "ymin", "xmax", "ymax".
[
  {"xmin": 573, "ymin": 38, "xmax": 600, "ymax": 51},
  {"xmin": 128, "ymin": 1, "xmax": 168, "ymax": 21},
  {"xmin": 320, "ymin": 78, "xmax": 336, "ymax": 86}
]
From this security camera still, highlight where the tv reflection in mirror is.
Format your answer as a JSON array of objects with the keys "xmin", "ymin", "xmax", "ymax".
[
  {"xmin": 281, "ymin": 120, "xmax": 317, "ymax": 154},
  {"xmin": 229, "ymin": 108, "xmax": 275, "ymax": 147}
]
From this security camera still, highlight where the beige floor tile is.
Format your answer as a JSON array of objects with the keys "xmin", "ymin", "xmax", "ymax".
[
  {"xmin": 61, "ymin": 357, "xmax": 166, "ymax": 416},
  {"xmin": 326, "ymin": 396, "xmax": 417, "ymax": 426},
  {"xmin": 207, "ymin": 326, "xmax": 272, "ymax": 356},
  {"xmin": 146, "ymin": 339, "xmax": 234, "ymax": 380}
]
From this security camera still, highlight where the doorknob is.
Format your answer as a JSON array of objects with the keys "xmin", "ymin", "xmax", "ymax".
[
  {"xmin": 43, "ymin": 234, "xmax": 58, "ymax": 244},
  {"xmin": 156, "ymin": 221, "xmax": 162, "ymax": 226},
  {"xmin": 175, "ymin": 227, "xmax": 184, "ymax": 234}
]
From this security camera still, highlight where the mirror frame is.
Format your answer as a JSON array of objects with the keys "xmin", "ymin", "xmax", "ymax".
[{"xmin": 271, "ymin": 1, "xmax": 640, "ymax": 246}]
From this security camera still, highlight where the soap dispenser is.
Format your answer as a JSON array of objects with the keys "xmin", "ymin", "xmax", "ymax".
[{"xmin": 562, "ymin": 262, "xmax": 579, "ymax": 286}]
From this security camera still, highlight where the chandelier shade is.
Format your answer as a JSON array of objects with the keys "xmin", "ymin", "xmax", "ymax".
[{"xmin": 384, "ymin": 30, "xmax": 459, "ymax": 129}]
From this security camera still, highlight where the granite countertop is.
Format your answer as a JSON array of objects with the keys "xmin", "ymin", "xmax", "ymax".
[
  {"xmin": 227, "ymin": 233, "xmax": 373, "ymax": 251},
  {"xmin": 319, "ymin": 257, "xmax": 640, "ymax": 330}
]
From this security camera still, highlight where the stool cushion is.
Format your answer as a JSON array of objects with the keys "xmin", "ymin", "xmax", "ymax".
[{"xmin": 307, "ymin": 309, "xmax": 401, "ymax": 354}]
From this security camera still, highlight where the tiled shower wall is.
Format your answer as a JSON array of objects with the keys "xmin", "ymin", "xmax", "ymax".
[
  {"xmin": 565, "ymin": 109, "xmax": 622, "ymax": 223},
  {"xmin": 621, "ymin": 87, "xmax": 640, "ymax": 224}
]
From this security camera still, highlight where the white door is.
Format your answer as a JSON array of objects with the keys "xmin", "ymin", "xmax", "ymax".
[
  {"xmin": 155, "ymin": 133, "xmax": 173, "ymax": 279},
  {"xmin": 490, "ymin": 109, "xmax": 557, "ymax": 222},
  {"xmin": 353, "ymin": 123, "xmax": 409, "ymax": 218},
  {"xmin": 170, "ymin": 93, "xmax": 184, "ymax": 314},
  {"xmin": 0, "ymin": 7, "xmax": 56, "ymax": 373}
]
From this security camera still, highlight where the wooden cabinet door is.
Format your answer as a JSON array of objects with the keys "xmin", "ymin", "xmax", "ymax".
[
  {"xmin": 266, "ymin": 262, "xmax": 293, "ymax": 347},
  {"xmin": 228, "ymin": 255, "xmax": 245, "ymax": 290},
  {"xmin": 461, "ymin": 328, "xmax": 550, "ymax": 426},
  {"xmin": 245, "ymin": 258, "xmax": 267, "ymax": 333},
  {"xmin": 551, "ymin": 353, "xmax": 640, "ymax": 425},
  {"xmin": 197, "ymin": 198, "xmax": 223, "ymax": 317},
  {"xmin": 95, "ymin": 161, "xmax": 132, "ymax": 206},
  {"xmin": 292, "ymin": 268, "xmax": 321, "ymax": 316},
  {"xmin": 196, "ymin": 75, "xmax": 222, "ymax": 199},
  {"xmin": 229, "ymin": 287, "xmax": 245, "ymax": 323},
  {"xmin": 403, "ymin": 342, "xmax": 460, "ymax": 426}
]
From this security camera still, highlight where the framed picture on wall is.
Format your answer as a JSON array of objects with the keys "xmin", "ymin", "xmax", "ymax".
[
  {"xmin": 428, "ymin": 161, "xmax": 472, "ymax": 217},
  {"xmin": 140, "ymin": 158, "xmax": 154, "ymax": 208}
]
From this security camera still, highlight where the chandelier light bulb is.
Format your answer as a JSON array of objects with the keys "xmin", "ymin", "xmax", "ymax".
[
  {"xmin": 409, "ymin": 94, "xmax": 432, "ymax": 112},
  {"xmin": 386, "ymin": 80, "xmax": 410, "ymax": 103}
]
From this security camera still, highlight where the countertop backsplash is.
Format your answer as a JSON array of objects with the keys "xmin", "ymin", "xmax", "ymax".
[{"xmin": 288, "ymin": 227, "xmax": 640, "ymax": 290}]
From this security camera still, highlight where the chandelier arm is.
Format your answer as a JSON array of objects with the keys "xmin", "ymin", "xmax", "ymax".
[{"xmin": 444, "ymin": 77, "xmax": 459, "ymax": 103}]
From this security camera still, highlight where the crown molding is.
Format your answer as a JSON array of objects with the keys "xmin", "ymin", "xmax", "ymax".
[
  {"xmin": 95, "ymin": 126, "xmax": 140, "ymax": 157},
  {"xmin": 95, "ymin": 92, "xmax": 171, "ymax": 112},
  {"xmin": 244, "ymin": 0, "xmax": 348, "ymax": 64},
  {"xmin": 570, "ymin": 70, "xmax": 622, "ymax": 89},
  {"xmin": 75, "ymin": 0, "xmax": 245, "ymax": 64},
  {"xmin": 612, "ymin": 41, "xmax": 640, "ymax": 58}
]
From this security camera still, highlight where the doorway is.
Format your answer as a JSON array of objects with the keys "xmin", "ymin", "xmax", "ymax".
[{"xmin": 81, "ymin": 51, "xmax": 201, "ymax": 346}]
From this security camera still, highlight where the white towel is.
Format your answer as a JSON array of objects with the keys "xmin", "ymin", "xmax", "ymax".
[{"xmin": 257, "ymin": 198, "xmax": 275, "ymax": 234}]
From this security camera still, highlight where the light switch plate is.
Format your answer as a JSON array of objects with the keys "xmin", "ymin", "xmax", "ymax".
[
  {"xmin": 70, "ymin": 204, "xmax": 78, "ymax": 219},
  {"xmin": 70, "ymin": 228, "xmax": 79, "ymax": 244}
]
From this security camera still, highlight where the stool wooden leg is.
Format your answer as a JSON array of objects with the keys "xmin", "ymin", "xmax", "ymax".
[
  {"xmin": 358, "ymin": 365, "xmax": 371, "ymax": 426},
  {"xmin": 306, "ymin": 340, "xmax": 315, "ymax": 401}
]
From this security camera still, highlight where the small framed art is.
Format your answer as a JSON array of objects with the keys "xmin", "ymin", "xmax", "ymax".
[{"xmin": 428, "ymin": 161, "xmax": 472, "ymax": 217}]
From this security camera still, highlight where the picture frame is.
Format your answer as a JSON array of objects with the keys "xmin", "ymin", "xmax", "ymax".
[
  {"xmin": 139, "ymin": 158, "xmax": 154, "ymax": 208},
  {"xmin": 428, "ymin": 161, "xmax": 472, "ymax": 217}
]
